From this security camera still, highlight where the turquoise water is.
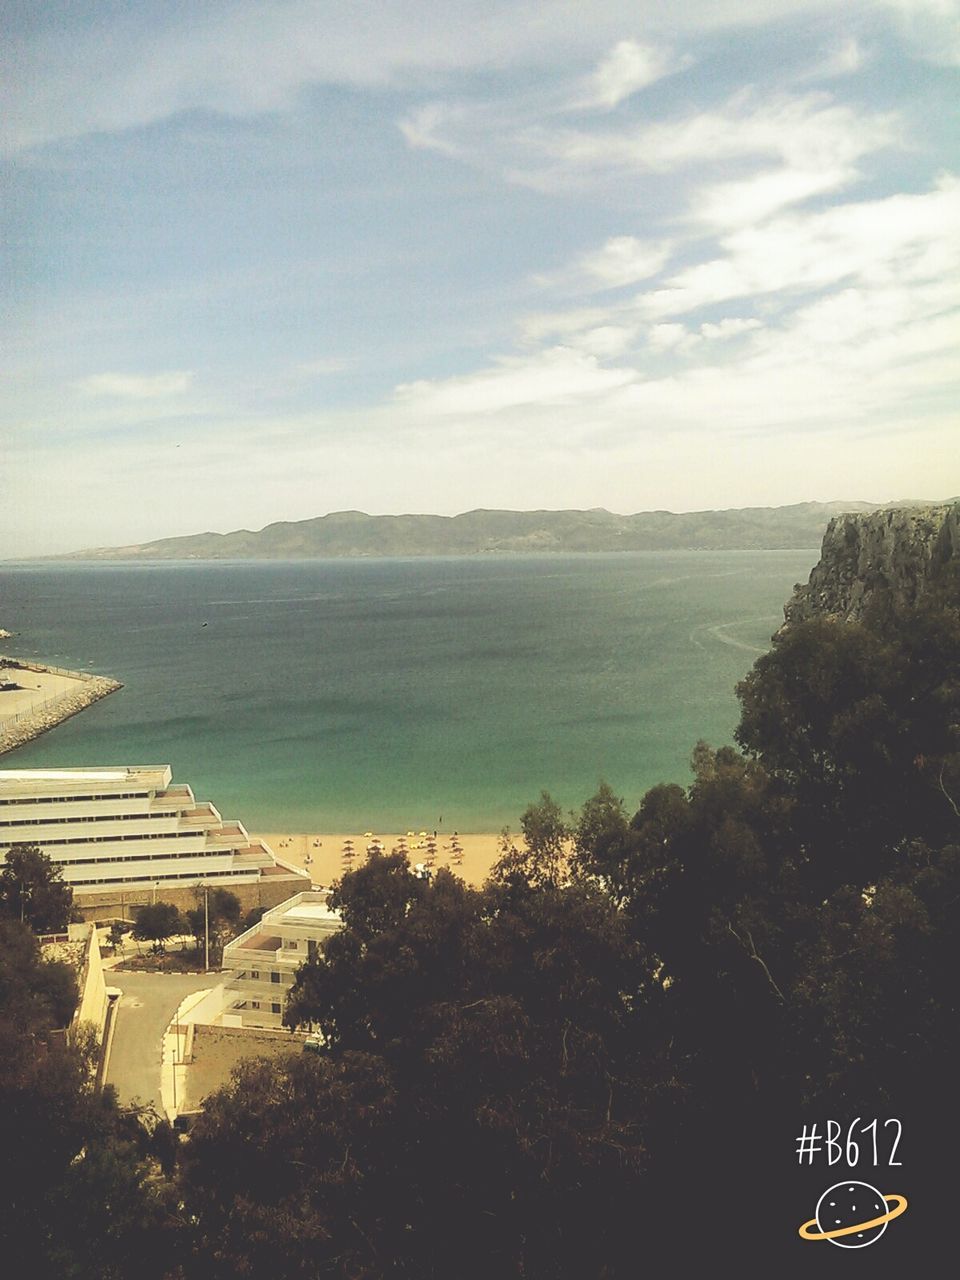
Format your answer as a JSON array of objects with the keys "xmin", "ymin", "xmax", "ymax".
[{"xmin": 0, "ymin": 553, "xmax": 816, "ymax": 831}]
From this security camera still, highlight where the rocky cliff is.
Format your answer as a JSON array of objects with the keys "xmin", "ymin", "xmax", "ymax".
[{"xmin": 782, "ymin": 502, "xmax": 960, "ymax": 626}]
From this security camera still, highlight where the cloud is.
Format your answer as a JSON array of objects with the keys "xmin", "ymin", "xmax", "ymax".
[
  {"xmin": 397, "ymin": 102, "xmax": 472, "ymax": 156},
  {"xmin": 699, "ymin": 317, "xmax": 763, "ymax": 340},
  {"xmin": 76, "ymin": 371, "xmax": 194, "ymax": 399},
  {"xmin": 690, "ymin": 164, "xmax": 862, "ymax": 229},
  {"xmin": 882, "ymin": 0, "xmax": 960, "ymax": 66},
  {"xmin": 394, "ymin": 346, "xmax": 635, "ymax": 417},
  {"xmin": 545, "ymin": 93, "xmax": 891, "ymax": 178},
  {"xmin": 535, "ymin": 235, "xmax": 672, "ymax": 294},
  {"xmin": 573, "ymin": 325, "xmax": 639, "ymax": 357},
  {"xmin": 820, "ymin": 36, "xmax": 866, "ymax": 75},
  {"xmin": 1, "ymin": 1, "xmax": 857, "ymax": 154},
  {"xmin": 573, "ymin": 40, "xmax": 691, "ymax": 110},
  {"xmin": 399, "ymin": 88, "xmax": 895, "ymax": 200}
]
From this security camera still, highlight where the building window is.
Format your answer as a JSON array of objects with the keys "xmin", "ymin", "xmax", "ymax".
[
  {"xmin": 251, "ymin": 1001, "xmax": 260, "ymax": 1010},
  {"xmin": 271, "ymin": 971, "xmax": 281, "ymax": 983},
  {"xmin": 251, "ymin": 970, "xmax": 260, "ymax": 980},
  {"xmin": 271, "ymin": 1003, "xmax": 281, "ymax": 1015}
]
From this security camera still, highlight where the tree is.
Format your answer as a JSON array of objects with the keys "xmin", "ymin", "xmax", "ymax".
[
  {"xmin": 0, "ymin": 920, "xmax": 177, "ymax": 1277},
  {"xmin": 183, "ymin": 851, "xmax": 662, "ymax": 1278},
  {"xmin": 186, "ymin": 888, "xmax": 242, "ymax": 963},
  {"xmin": 132, "ymin": 902, "xmax": 181, "ymax": 954},
  {"xmin": 177, "ymin": 568, "xmax": 960, "ymax": 1272},
  {"xmin": 0, "ymin": 843, "xmax": 75, "ymax": 932},
  {"xmin": 493, "ymin": 790, "xmax": 572, "ymax": 886},
  {"xmin": 736, "ymin": 605, "xmax": 960, "ymax": 892},
  {"xmin": 241, "ymin": 904, "xmax": 265, "ymax": 932},
  {"xmin": 208, "ymin": 887, "xmax": 241, "ymax": 928}
]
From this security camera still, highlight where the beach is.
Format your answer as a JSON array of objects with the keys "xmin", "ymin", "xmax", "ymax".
[{"xmin": 254, "ymin": 830, "xmax": 511, "ymax": 889}]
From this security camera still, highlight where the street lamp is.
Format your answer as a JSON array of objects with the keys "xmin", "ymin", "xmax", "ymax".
[{"xmin": 197, "ymin": 881, "xmax": 209, "ymax": 972}]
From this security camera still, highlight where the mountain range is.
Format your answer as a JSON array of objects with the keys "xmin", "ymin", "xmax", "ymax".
[{"xmin": 51, "ymin": 501, "xmax": 948, "ymax": 560}]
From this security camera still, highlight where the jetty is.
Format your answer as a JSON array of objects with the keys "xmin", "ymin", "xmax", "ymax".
[{"xmin": 0, "ymin": 657, "xmax": 122, "ymax": 754}]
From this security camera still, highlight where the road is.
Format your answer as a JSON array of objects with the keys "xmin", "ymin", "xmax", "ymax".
[{"xmin": 105, "ymin": 970, "xmax": 216, "ymax": 1109}]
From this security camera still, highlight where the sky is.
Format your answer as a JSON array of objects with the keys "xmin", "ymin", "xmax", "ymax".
[{"xmin": 2, "ymin": 1, "xmax": 958, "ymax": 555}]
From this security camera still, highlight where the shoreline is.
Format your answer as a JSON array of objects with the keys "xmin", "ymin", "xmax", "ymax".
[
  {"xmin": 0, "ymin": 658, "xmax": 123, "ymax": 756},
  {"xmin": 254, "ymin": 830, "xmax": 512, "ymax": 889}
]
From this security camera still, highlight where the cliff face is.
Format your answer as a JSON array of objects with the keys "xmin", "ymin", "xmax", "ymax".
[{"xmin": 782, "ymin": 503, "xmax": 960, "ymax": 626}]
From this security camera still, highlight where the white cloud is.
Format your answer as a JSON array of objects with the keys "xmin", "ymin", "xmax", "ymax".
[
  {"xmin": 574, "ymin": 40, "xmax": 690, "ymax": 110},
  {"xmin": 822, "ymin": 36, "xmax": 866, "ymax": 75},
  {"xmin": 76, "ymin": 371, "xmax": 194, "ymax": 399},
  {"xmin": 399, "ymin": 88, "xmax": 895, "ymax": 199},
  {"xmin": 549, "ymin": 93, "xmax": 891, "ymax": 176},
  {"xmin": 647, "ymin": 323, "xmax": 693, "ymax": 352},
  {"xmin": 534, "ymin": 235, "xmax": 671, "ymax": 295},
  {"xmin": 397, "ymin": 102, "xmax": 471, "ymax": 156},
  {"xmin": 573, "ymin": 325, "xmax": 639, "ymax": 357},
  {"xmin": 638, "ymin": 176, "xmax": 960, "ymax": 318},
  {"xmin": 2, "ymin": 1, "xmax": 857, "ymax": 154},
  {"xmin": 882, "ymin": 0, "xmax": 960, "ymax": 66},
  {"xmin": 699, "ymin": 318, "xmax": 762, "ymax": 340},
  {"xmin": 394, "ymin": 346, "xmax": 635, "ymax": 416},
  {"xmin": 691, "ymin": 165, "xmax": 860, "ymax": 228}
]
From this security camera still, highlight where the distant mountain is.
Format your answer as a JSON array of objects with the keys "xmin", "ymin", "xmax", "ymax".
[{"xmin": 50, "ymin": 501, "xmax": 943, "ymax": 561}]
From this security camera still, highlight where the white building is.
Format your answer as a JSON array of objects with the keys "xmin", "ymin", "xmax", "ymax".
[
  {"xmin": 221, "ymin": 890, "xmax": 341, "ymax": 1028},
  {"xmin": 0, "ymin": 765, "xmax": 308, "ymax": 912}
]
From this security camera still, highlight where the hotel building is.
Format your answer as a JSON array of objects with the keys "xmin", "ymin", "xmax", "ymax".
[
  {"xmin": 221, "ymin": 890, "xmax": 341, "ymax": 1028},
  {"xmin": 0, "ymin": 765, "xmax": 309, "ymax": 917}
]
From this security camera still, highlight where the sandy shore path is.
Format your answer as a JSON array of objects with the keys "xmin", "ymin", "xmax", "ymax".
[{"xmin": 253, "ymin": 830, "xmax": 510, "ymax": 889}]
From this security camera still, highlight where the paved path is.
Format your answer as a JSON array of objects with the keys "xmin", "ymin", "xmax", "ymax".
[{"xmin": 105, "ymin": 970, "xmax": 217, "ymax": 1109}]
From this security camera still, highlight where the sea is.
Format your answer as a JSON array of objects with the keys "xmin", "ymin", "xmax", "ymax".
[{"xmin": 0, "ymin": 552, "xmax": 817, "ymax": 832}]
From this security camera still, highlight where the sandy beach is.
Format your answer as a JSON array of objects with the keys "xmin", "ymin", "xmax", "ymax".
[{"xmin": 253, "ymin": 830, "xmax": 513, "ymax": 889}]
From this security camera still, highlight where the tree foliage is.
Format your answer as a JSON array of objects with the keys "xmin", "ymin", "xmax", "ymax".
[
  {"xmin": 0, "ymin": 920, "xmax": 177, "ymax": 1277},
  {"xmin": 177, "ymin": 584, "xmax": 960, "ymax": 1272},
  {"xmin": 132, "ymin": 902, "xmax": 182, "ymax": 953},
  {"xmin": 12, "ymin": 566, "xmax": 942, "ymax": 1275},
  {"xmin": 0, "ymin": 843, "xmax": 76, "ymax": 932},
  {"xmin": 186, "ymin": 887, "xmax": 243, "ymax": 962}
]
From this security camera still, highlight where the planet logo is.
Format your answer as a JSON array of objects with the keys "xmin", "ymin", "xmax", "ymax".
[{"xmin": 798, "ymin": 1180, "xmax": 908, "ymax": 1248}]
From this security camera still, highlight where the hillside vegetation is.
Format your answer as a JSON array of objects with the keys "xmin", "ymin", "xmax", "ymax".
[{"xmin": 55, "ymin": 500, "xmax": 908, "ymax": 559}]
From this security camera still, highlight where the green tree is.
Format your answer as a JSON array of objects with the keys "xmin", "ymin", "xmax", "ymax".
[
  {"xmin": 178, "ymin": 568, "xmax": 960, "ymax": 1271},
  {"xmin": 735, "ymin": 608, "xmax": 960, "ymax": 890},
  {"xmin": 493, "ymin": 790, "xmax": 572, "ymax": 886},
  {"xmin": 186, "ymin": 888, "xmax": 242, "ymax": 963},
  {"xmin": 0, "ymin": 843, "xmax": 76, "ymax": 932},
  {"xmin": 241, "ymin": 904, "xmax": 265, "ymax": 932},
  {"xmin": 184, "ymin": 851, "xmax": 662, "ymax": 1278},
  {"xmin": 132, "ymin": 902, "xmax": 182, "ymax": 954},
  {"xmin": 0, "ymin": 920, "xmax": 177, "ymax": 1277}
]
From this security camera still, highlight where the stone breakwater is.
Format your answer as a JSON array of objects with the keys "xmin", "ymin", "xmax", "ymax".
[{"xmin": 0, "ymin": 664, "xmax": 123, "ymax": 755}]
